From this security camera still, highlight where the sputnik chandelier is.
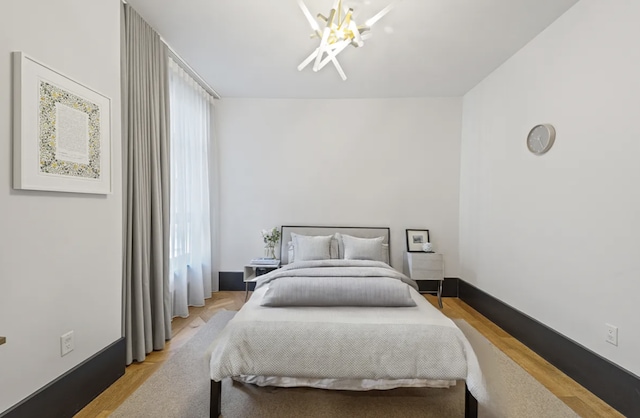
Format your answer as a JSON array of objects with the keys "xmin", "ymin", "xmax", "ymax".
[{"xmin": 297, "ymin": 0, "xmax": 393, "ymax": 80}]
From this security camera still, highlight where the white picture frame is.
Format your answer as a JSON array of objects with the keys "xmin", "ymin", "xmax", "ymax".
[{"xmin": 12, "ymin": 52, "xmax": 112, "ymax": 194}]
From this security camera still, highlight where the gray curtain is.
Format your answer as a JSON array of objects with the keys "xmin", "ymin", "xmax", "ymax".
[{"xmin": 121, "ymin": 4, "xmax": 171, "ymax": 365}]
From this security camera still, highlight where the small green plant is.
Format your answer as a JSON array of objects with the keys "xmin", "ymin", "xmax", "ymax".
[
  {"xmin": 261, "ymin": 227, "xmax": 280, "ymax": 259},
  {"xmin": 261, "ymin": 227, "xmax": 281, "ymax": 247}
]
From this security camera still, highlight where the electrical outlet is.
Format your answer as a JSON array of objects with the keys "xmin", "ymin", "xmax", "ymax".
[
  {"xmin": 60, "ymin": 331, "xmax": 74, "ymax": 356},
  {"xmin": 605, "ymin": 324, "xmax": 618, "ymax": 346}
]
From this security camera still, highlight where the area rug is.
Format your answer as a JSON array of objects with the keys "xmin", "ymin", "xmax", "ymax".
[{"xmin": 111, "ymin": 311, "xmax": 579, "ymax": 417}]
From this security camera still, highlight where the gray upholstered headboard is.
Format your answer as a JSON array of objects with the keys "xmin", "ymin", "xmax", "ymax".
[{"xmin": 279, "ymin": 225, "xmax": 391, "ymax": 265}]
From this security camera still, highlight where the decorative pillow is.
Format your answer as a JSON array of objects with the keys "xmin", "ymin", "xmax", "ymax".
[
  {"xmin": 261, "ymin": 277, "xmax": 416, "ymax": 307},
  {"xmin": 287, "ymin": 241, "xmax": 295, "ymax": 263},
  {"xmin": 334, "ymin": 233, "xmax": 345, "ymax": 258},
  {"xmin": 290, "ymin": 233, "xmax": 332, "ymax": 261},
  {"xmin": 340, "ymin": 234, "xmax": 385, "ymax": 262},
  {"xmin": 329, "ymin": 237, "xmax": 340, "ymax": 259},
  {"xmin": 381, "ymin": 243, "xmax": 389, "ymax": 265}
]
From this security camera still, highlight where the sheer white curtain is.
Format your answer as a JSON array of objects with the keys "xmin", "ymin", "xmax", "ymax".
[{"xmin": 168, "ymin": 58, "xmax": 215, "ymax": 318}]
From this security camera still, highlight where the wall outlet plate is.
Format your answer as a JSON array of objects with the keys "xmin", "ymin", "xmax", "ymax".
[
  {"xmin": 605, "ymin": 324, "xmax": 618, "ymax": 346},
  {"xmin": 60, "ymin": 331, "xmax": 74, "ymax": 356}
]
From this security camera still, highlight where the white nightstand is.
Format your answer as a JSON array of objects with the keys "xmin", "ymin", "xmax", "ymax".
[
  {"xmin": 403, "ymin": 252, "xmax": 445, "ymax": 308},
  {"xmin": 243, "ymin": 262, "xmax": 280, "ymax": 301}
]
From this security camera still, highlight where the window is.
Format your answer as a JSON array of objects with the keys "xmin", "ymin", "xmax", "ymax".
[{"xmin": 168, "ymin": 58, "xmax": 215, "ymax": 318}]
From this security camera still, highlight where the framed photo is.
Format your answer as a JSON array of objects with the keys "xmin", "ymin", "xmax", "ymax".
[
  {"xmin": 406, "ymin": 229, "xmax": 430, "ymax": 252},
  {"xmin": 12, "ymin": 52, "xmax": 111, "ymax": 194}
]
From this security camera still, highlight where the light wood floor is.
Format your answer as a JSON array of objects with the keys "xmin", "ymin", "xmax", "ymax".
[{"xmin": 75, "ymin": 292, "xmax": 622, "ymax": 418}]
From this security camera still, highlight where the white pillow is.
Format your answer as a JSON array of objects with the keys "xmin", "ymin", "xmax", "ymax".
[
  {"xmin": 334, "ymin": 233, "xmax": 389, "ymax": 263},
  {"xmin": 287, "ymin": 241, "xmax": 295, "ymax": 263},
  {"xmin": 290, "ymin": 233, "xmax": 332, "ymax": 261},
  {"xmin": 381, "ymin": 243, "xmax": 389, "ymax": 265},
  {"xmin": 341, "ymin": 234, "xmax": 385, "ymax": 262},
  {"xmin": 329, "ymin": 237, "xmax": 339, "ymax": 259},
  {"xmin": 288, "ymin": 234, "xmax": 339, "ymax": 263},
  {"xmin": 262, "ymin": 277, "xmax": 416, "ymax": 307}
]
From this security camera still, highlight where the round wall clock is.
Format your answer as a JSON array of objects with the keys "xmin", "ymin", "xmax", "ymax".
[{"xmin": 527, "ymin": 124, "xmax": 556, "ymax": 155}]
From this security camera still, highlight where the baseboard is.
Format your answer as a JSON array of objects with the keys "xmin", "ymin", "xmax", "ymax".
[
  {"xmin": 458, "ymin": 280, "xmax": 640, "ymax": 417},
  {"xmin": 219, "ymin": 272, "xmax": 459, "ymax": 297},
  {"xmin": 416, "ymin": 277, "xmax": 458, "ymax": 297},
  {"xmin": 0, "ymin": 337, "xmax": 126, "ymax": 418},
  {"xmin": 219, "ymin": 271, "xmax": 245, "ymax": 291}
]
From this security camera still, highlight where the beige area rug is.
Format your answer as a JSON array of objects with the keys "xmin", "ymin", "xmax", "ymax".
[{"xmin": 111, "ymin": 311, "xmax": 579, "ymax": 418}]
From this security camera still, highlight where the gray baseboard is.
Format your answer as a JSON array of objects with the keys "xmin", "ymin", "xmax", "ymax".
[
  {"xmin": 416, "ymin": 278, "xmax": 458, "ymax": 297},
  {"xmin": 219, "ymin": 271, "xmax": 245, "ymax": 291},
  {"xmin": 0, "ymin": 337, "xmax": 125, "ymax": 418}
]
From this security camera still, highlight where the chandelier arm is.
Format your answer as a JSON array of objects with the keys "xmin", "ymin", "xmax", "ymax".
[
  {"xmin": 313, "ymin": 8, "xmax": 336, "ymax": 71},
  {"xmin": 348, "ymin": 20, "xmax": 363, "ymax": 47},
  {"xmin": 297, "ymin": 0, "xmax": 320, "ymax": 31},
  {"xmin": 329, "ymin": 55, "xmax": 347, "ymax": 80},
  {"xmin": 344, "ymin": 9, "xmax": 353, "ymax": 28},
  {"xmin": 313, "ymin": 43, "xmax": 328, "ymax": 72},
  {"xmin": 298, "ymin": 48, "xmax": 320, "ymax": 71},
  {"xmin": 365, "ymin": 4, "xmax": 394, "ymax": 27},
  {"xmin": 314, "ymin": 43, "xmax": 347, "ymax": 80},
  {"xmin": 317, "ymin": 41, "xmax": 350, "ymax": 70}
]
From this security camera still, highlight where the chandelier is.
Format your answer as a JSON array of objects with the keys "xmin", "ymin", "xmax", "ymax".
[{"xmin": 297, "ymin": 0, "xmax": 393, "ymax": 80}]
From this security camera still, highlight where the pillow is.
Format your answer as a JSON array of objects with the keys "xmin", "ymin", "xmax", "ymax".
[
  {"xmin": 261, "ymin": 277, "xmax": 416, "ymax": 307},
  {"xmin": 333, "ymin": 233, "xmax": 389, "ymax": 263},
  {"xmin": 340, "ymin": 234, "xmax": 385, "ymax": 262},
  {"xmin": 287, "ymin": 241, "xmax": 295, "ymax": 264},
  {"xmin": 329, "ymin": 237, "xmax": 340, "ymax": 259},
  {"xmin": 290, "ymin": 233, "xmax": 332, "ymax": 261},
  {"xmin": 288, "ymin": 233, "xmax": 340, "ymax": 263},
  {"xmin": 381, "ymin": 243, "xmax": 389, "ymax": 265}
]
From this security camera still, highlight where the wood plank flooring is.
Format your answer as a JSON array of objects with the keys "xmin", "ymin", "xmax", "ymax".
[{"xmin": 75, "ymin": 292, "xmax": 622, "ymax": 417}]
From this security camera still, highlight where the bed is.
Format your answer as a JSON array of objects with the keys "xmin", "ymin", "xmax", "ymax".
[{"xmin": 208, "ymin": 226, "xmax": 482, "ymax": 417}]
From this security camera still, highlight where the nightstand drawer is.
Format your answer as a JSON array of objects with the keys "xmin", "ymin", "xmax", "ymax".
[
  {"xmin": 409, "ymin": 267, "xmax": 443, "ymax": 280},
  {"xmin": 410, "ymin": 255, "xmax": 442, "ymax": 271},
  {"xmin": 403, "ymin": 252, "xmax": 444, "ymax": 280}
]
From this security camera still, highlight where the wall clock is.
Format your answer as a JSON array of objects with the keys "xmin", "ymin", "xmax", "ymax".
[{"xmin": 527, "ymin": 124, "xmax": 556, "ymax": 155}]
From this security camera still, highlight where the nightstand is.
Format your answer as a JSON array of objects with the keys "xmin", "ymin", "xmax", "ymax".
[
  {"xmin": 403, "ymin": 252, "xmax": 445, "ymax": 308},
  {"xmin": 243, "ymin": 262, "xmax": 280, "ymax": 301}
]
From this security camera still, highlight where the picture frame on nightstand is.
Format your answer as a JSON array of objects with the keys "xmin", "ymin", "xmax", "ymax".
[{"xmin": 406, "ymin": 229, "xmax": 430, "ymax": 252}]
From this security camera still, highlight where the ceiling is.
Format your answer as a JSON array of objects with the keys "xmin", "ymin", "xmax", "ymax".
[{"xmin": 127, "ymin": 0, "xmax": 579, "ymax": 99}]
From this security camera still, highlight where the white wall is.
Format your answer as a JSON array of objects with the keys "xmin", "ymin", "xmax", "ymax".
[
  {"xmin": 460, "ymin": 0, "xmax": 640, "ymax": 376},
  {"xmin": 0, "ymin": 0, "xmax": 122, "ymax": 412},
  {"xmin": 217, "ymin": 98, "xmax": 462, "ymax": 273}
]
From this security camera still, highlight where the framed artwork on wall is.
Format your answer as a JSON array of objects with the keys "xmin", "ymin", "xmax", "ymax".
[
  {"xmin": 12, "ymin": 51, "xmax": 112, "ymax": 194},
  {"xmin": 406, "ymin": 229, "xmax": 430, "ymax": 252}
]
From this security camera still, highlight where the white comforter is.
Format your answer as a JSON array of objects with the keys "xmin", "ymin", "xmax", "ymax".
[{"xmin": 207, "ymin": 260, "xmax": 485, "ymax": 401}]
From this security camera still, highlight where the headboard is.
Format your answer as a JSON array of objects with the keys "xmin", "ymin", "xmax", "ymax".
[{"xmin": 279, "ymin": 225, "xmax": 391, "ymax": 265}]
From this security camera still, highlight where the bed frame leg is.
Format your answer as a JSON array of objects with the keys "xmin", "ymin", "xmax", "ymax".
[
  {"xmin": 464, "ymin": 383, "xmax": 478, "ymax": 418},
  {"xmin": 210, "ymin": 380, "xmax": 221, "ymax": 418}
]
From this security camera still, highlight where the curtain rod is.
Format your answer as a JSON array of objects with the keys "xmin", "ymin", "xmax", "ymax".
[
  {"xmin": 122, "ymin": 0, "xmax": 221, "ymax": 99},
  {"xmin": 163, "ymin": 40, "xmax": 221, "ymax": 100}
]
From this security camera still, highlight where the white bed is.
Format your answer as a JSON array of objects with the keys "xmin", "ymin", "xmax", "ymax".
[{"xmin": 208, "ymin": 226, "xmax": 483, "ymax": 417}]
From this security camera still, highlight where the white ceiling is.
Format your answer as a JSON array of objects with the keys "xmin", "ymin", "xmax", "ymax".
[{"xmin": 127, "ymin": 0, "xmax": 579, "ymax": 99}]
